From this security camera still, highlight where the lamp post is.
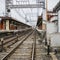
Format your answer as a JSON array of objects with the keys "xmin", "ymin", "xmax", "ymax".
[{"xmin": 47, "ymin": 36, "xmax": 51, "ymax": 55}]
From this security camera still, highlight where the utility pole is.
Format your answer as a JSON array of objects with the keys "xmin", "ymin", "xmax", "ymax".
[
  {"xmin": 46, "ymin": 0, "xmax": 51, "ymax": 55},
  {"xmin": 46, "ymin": 0, "xmax": 48, "ymax": 21},
  {"xmin": 45, "ymin": 0, "xmax": 48, "ymax": 45},
  {"xmin": 42, "ymin": 0, "xmax": 48, "ymax": 46}
]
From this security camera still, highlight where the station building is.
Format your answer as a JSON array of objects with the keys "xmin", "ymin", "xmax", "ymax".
[
  {"xmin": 53, "ymin": 1, "xmax": 60, "ymax": 32},
  {"xmin": 0, "ymin": 16, "xmax": 30, "ymax": 30},
  {"xmin": 37, "ymin": 11, "xmax": 58, "ymax": 32}
]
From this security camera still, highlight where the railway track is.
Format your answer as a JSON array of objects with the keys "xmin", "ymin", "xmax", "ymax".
[
  {"xmin": 35, "ymin": 32, "xmax": 53, "ymax": 60},
  {"xmin": 0, "ymin": 30, "xmax": 31, "ymax": 48},
  {"xmin": 1, "ymin": 30, "xmax": 34, "ymax": 60},
  {"xmin": 0, "ymin": 30, "xmax": 54, "ymax": 60}
]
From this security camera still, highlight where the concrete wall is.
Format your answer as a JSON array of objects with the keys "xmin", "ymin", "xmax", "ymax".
[
  {"xmin": 50, "ymin": 33, "xmax": 60, "ymax": 47},
  {"xmin": 6, "ymin": 20, "xmax": 9, "ymax": 30},
  {"xmin": 42, "ymin": 9, "xmax": 47, "ymax": 21},
  {"xmin": 46, "ymin": 22, "xmax": 58, "ymax": 41},
  {"xmin": 47, "ymin": 22, "xmax": 57, "ymax": 34},
  {"xmin": 58, "ymin": 10, "xmax": 60, "ymax": 32}
]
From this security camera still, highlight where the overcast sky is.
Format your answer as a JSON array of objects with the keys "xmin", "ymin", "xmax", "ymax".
[
  {"xmin": 0, "ymin": 0, "xmax": 59, "ymax": 27},
  {"xmin": 48, "ymin": 0, "xmax": 59, "ymax": 10}
]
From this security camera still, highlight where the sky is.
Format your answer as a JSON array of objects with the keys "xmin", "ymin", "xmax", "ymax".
[
  {"xmin": 48, "ymin": 0, "xmax": 59, "ymax": 11},
  {"xmin": 0, "ymin": 0, "xmax": 59, "ymax": 27}
]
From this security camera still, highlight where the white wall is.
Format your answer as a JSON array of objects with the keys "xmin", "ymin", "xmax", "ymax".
[
  {"xmin": 50, "ymin": 33, "xmax": 60, "ymax": 47},
  {"xmin": 58, "ymin": 10, "xmax": 60, "ymax": 32},
  {"xmin": 46, "ymin": 22, "xmax": 57, "ymax": 41},
  {"xmin": 42, "ymin": 9, "xmax": 47, "ymax": 21},
  {"xmin": 47, "ymin": 22, "xmax": 57, "ymax": 34}
]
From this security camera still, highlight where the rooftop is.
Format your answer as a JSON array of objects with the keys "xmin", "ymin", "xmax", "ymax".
[{"xmin": 0, "ymin": 16, "xmax": 31, "ymax": 27}]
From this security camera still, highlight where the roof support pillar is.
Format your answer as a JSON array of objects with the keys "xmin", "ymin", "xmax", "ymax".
[{"xmin": 6, "ymin": 20, "xmax": 9, "ymax": 30}]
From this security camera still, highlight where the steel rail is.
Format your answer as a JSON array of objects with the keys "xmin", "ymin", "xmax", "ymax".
[
  {"xmin": 1, "ymin": 30, "xmax": 33, "ymax": 60},
  {"xmin": 31, "ymin": 30, "xmax": 36, "ymax": 60}
]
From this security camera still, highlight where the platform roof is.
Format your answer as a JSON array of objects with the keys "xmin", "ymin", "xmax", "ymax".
[
  {"xmin": 53, "ymin": 1, "xmax": 60, "ymax": 12},
  {"xmin": 0, "ymin": 16, "xmax": 31, "ymax": 27}
]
